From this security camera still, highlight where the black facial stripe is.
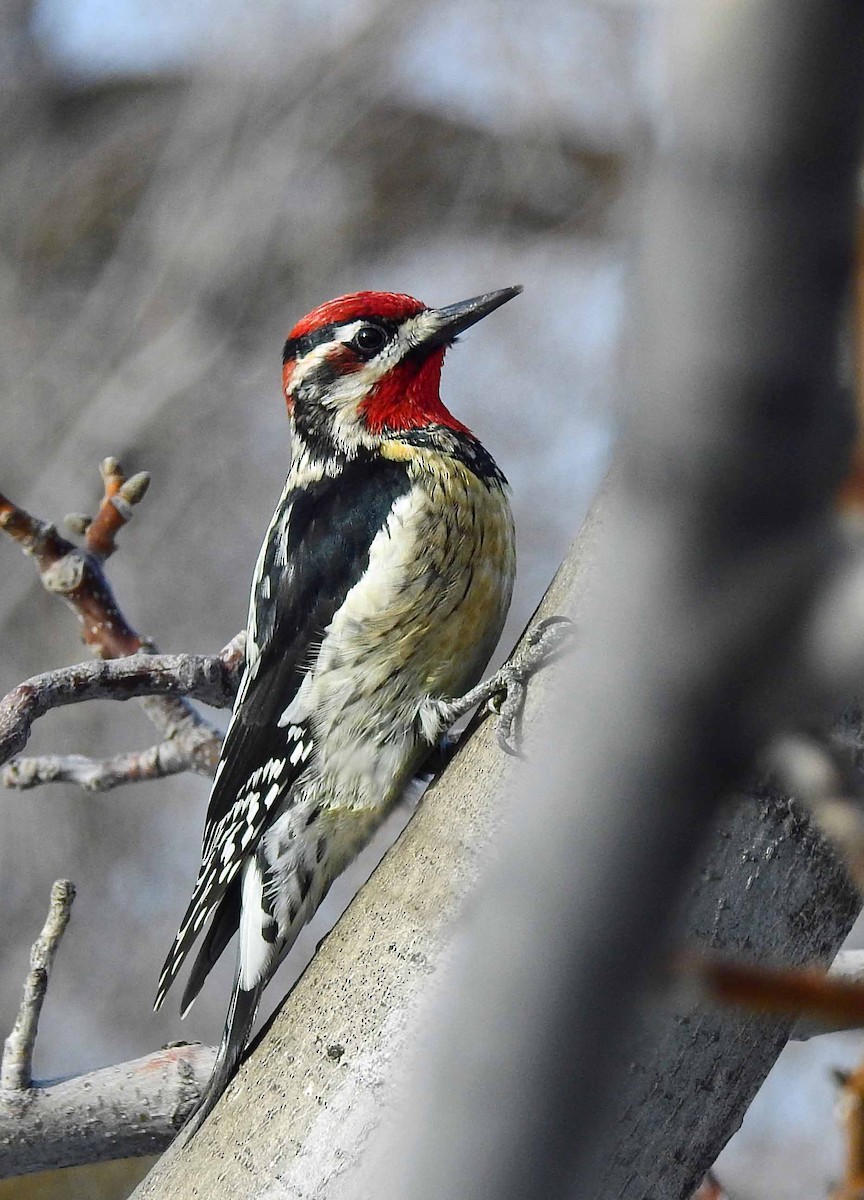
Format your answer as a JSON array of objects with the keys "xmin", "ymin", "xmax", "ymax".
[
  {"xmin": 283, "ymin": 316, "xmax": 401, "ymax": 364},
  {"xmin": 283, "ymin": 322, "xmax": 339, "ymax": 364}
]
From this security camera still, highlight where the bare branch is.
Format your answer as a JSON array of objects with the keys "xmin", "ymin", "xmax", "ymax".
[
  {"xmin": 0, "ymin": 477, "xmax": 143, "ymax": 658},
  {"xmin": 0, "ymin": 648, "xmax": 242, "ymax": 773},
  {"xmin": 0, "ymin": 632, "xmax": 246, "ymax": 787},
  {"xmin": 0, "ymin": 1043, "xmax": 217, "ymax": 1178},
  {"xmin": 83, "ymin": 456, "xmax": 151, "ymax": 562},
  {"xmin": 1, "ymin": 880, "xmax": 75, "ymax": 1093},
  {"xmin": 0, "ymin": 469, "xmax": 245, "ymax": 786},
  {"xmin": 3, "ymin": 741, "xmax": 210, "ymax": 791},
  {"xmin": 0, "ymin": 879, "xmax": 217, "ymax": 1178}
]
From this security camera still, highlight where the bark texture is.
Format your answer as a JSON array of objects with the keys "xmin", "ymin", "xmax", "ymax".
[{"xmin": 0, "ymin": 1044, "xmax": 216, "ymax": 1178}]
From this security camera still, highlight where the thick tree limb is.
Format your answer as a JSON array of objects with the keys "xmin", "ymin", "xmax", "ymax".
[
  {"xmin": 129, "ymin": 507, "xmax": 859, "ymax": 1200},
  {"xmin": 368, "ymin": 7, "xmax": 864, "ymax": 1200}
]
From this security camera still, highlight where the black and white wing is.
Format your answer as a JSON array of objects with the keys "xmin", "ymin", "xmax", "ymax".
[{"xmin": 154, "ymin": 455, "xmax": 413, "ymax": 1012}]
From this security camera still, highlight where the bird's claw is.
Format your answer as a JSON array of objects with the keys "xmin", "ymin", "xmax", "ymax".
[{"xmin": 488, "ymin": 616, "xmax": 574, "ymax": 756}]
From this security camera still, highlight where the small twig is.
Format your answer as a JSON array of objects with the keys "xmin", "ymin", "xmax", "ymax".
[
  {"xmin": 0, "ymin": 477, "xmax": 142, "ymax": 658},
  {"xmin": 0, "ymin": 649, "xmax": 243, "ymax": 772},
  {"xmin": 83, "ymin": 456, "xmax": 151, "ymax": 562},
  {"xmin": 1, "ymin": 880, "xmax": 75, "ymax": 1093}
]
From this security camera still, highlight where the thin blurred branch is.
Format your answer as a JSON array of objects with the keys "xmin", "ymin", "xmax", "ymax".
[
  {"xmin": 692, "ymin": 1173, "xmax": 730, "ymax": 1200},
  {"xmin": 831, "ymin": 1063, "xmax": 864, "ymax": 1200},
  {"xmin": 679, "ymin": 953, "xmax": 864, "ymax": 1038}
]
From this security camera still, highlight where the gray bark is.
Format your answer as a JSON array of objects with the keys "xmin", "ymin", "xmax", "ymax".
[
  {"xmin": 0, "ymin": 1043, "xmax": 215, "ymax": 1178},
  {"xmin": 130, "ymin": 504, "xmax": 604, "ymax": 1200}
]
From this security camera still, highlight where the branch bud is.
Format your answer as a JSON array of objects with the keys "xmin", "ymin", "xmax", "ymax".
[
  {"xmin": 118, "ymin": 472, "xmax": 151, "ymax": 506},
  {"xmin": 99, "ymin": 457, "xmax": 122, "ymax": 482},
  {"xmin": 63, "ymin": 513, "xmax": 92, "ymax": 536}
]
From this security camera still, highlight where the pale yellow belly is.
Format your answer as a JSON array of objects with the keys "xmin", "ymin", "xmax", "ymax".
[{"xmin": 301, "ymin": 466, "xmax": 515, "ymax": 809}]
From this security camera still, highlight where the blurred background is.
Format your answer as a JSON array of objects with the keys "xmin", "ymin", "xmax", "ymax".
[{"xmin": 0, "ymin": 1, "xmax": 859, "ymax": 1197}]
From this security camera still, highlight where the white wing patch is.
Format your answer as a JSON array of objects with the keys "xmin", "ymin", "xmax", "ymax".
[
  {"xmin": 277, "ymin": 677, "xmax": 314, "ymax": 728},
  {"xmin": 238, "ymin": 856, "xmax": 277, "ymax": 990},
  {"xmin": 154, "ymin": 748, "xmax": 307, "ymax": 1011}
]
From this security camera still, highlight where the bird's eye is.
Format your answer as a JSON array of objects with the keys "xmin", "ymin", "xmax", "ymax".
[{"xmin": 352, "ymin": 325, "xmax": 387, "ymax": 355}]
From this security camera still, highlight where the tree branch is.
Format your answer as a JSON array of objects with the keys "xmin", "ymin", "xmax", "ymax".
[
  {"xmin": 128, "ymin": 507, "xmax": 860, "ymax": 1200},
  {"xmin": 3, "ymin": 742, "xmax": 214, "ymax": 792},
  {"xmin": 0, "ymin": 1044, "xmax": 217, "ymax": 1178},
  {"xmin": 0, "ymin": 879, "xmax": 217, "ymax": 1177},
  {"xmin": 79, "ymin": 455, "xmax": 151, "ymax": 562},
  {"xmin": 0, "ymin": 648, "xmax": 243, "ymax": 774},
  {"xmin": 1, "ymin": 880, "xmax": 75, "ymax": 1093},
  {"xmin": 0, "ymin": 466, "xmax": 245, "ymax": 788},
  {"xmin": 0, "ymin": 466, "xmax": 146, "ymax": 658}
]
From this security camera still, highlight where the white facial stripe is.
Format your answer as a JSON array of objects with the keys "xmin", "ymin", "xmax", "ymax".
[{"xmin": 397, "ymin": 309, "xmax": 444, "ymax": 350}]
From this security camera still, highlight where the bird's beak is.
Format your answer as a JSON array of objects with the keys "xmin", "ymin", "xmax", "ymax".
[{"xmin": 417, "ymin": 286, "xmax": 523, "ymax": 351}]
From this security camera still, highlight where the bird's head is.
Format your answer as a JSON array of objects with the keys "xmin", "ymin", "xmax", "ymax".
[{"xmin": 281, "ymin": 286, "xmax": 521, "ymax": 454}]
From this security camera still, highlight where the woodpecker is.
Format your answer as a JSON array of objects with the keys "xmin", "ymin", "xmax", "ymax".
[{"xmin": 155, "ymin": 285, "xmax": 558, "ymax": 1133}]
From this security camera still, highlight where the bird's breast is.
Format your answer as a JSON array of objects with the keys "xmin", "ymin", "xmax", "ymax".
[{"xmin": 298, "ymin": 459, "xmax": 515, "ymax": 807}]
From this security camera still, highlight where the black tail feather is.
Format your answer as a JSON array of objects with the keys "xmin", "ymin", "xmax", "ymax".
[
  {"xmin": 179, "ymin": 978, "xmax": 262, "ymax": 1141},
  {"xmin": 180, "ymin": 876, "xmax": 242, "ymax": 1017}
]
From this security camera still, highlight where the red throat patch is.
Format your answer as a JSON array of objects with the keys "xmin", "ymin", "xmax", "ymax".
[{"xmin": 359, "ymin": 350, "xmax": 470, "ymax": 436}]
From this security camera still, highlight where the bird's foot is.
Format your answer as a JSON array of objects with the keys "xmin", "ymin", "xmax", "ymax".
[{"xmin": 439, "ymin": 617, "xmax": 574, "ymax": 757}]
